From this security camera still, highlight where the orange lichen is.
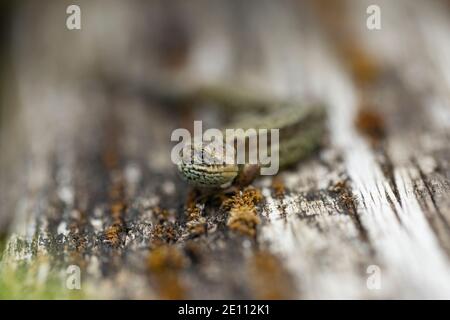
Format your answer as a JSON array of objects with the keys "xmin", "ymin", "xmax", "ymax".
[
  {"xmin": 355, "ymin": 108, "xmax": 386, "ymax": 145},
  {"xmin": 186, "ymin": 206, "xmax": 201, "ymax": 220},
  {"xmin": 223, "ymin": 187, "xmax": 263, "ymax": 237},
  {"xmin": 150, "ymin": 207, "xmax": 179, "ymax": 245},
  {"xmin": 104, "ymin": 185, "xmax": 127, "ymax": 248},
  {"xmin": 147, "ymin": 207, "xmax": 185, "ymax": 298},
  {"xmin": 328, "ymin": 180, "xmax": 357, "ymax": 213},
  {"xmin": 153, "ymin": 207, "xmax": 172, "ymax": 223},
  {"xmin": 249, "ymin": 251, "xmax": 296, "ymax": 299},
  {"xmin": 104, "ymin": 224, "xmax": 123, "ymax": 247},
  {"xmin": 186, "ymin": 219, "xmax": 207, "ymax": 237},
  {"xmin": 147, "ymin": 245, "xmax": 187, "ymax": 299},
  {"xmin": 111, "ymin": 202, "xmax": 125, "ymax": 215},
  {"xmin": 102, "ymin": 148, "xmax": 119, "ymax": 170},
  {"xmin": 184, "ymin": 190, "xmax": 207, "ymax": 237},
  {"xmin": 271, "ymin": 176, "xmax": 285, "ymax": 198},
  {"xmin": 68, "ymin": 222, "xmax": 87, "ymax": 252},
  {"xmin": 152, "ymin": 224, "xmax": 178, "ymax": 245},
  {"xmin": 148, "ymin": 245, "xmax": 187, "ymax": 273},
  {"xmin": 227, "ymin": 205, "xmax": 260, "ymax": 238},
  {"xmin": 312, "ymin": 0, "xmax": 380, "ymax": 87},
  {"xmin": 222, "ymin": 187, "xmax": 263, "ymax": 211},
  {"xmin": 343, "ymin": 43, "xmax": 380, "ymax": 87}
]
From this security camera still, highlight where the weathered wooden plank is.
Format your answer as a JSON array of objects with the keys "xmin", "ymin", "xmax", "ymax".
[{"xmin": 0, "ymin": 0, "xmax": 449, "ymax": 299}]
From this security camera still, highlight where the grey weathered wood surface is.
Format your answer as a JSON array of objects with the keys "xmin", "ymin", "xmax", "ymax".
[{"xmin": 0, "ymin": 0, "xmax": 449, "ymax": 299}]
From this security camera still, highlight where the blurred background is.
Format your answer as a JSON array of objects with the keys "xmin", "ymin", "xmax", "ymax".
[{"xmin": 0, "ymin": 0, "xmax": 449, "ymax": 299}]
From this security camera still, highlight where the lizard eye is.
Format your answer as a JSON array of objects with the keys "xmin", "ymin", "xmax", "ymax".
[{"xmin": 177, "ymin": 141, "xmax": 238, "ymax": 188}]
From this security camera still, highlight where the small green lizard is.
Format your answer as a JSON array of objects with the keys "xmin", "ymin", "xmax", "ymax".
[
  {"xmin": 169, "ymin": 85, "xmax": 328, "ymax": 188},
  {"xmin": 110, "ymin": 80, "xmax": 327, "ymax": 188}
]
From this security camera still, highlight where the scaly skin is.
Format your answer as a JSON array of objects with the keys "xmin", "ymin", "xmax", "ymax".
[{"xmin": 173, "ymin": 86, "xmax": 328, "ymax": 188}]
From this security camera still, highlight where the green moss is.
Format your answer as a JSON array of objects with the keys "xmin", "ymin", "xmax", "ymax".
[{"xmin": 0, "ymin": 262, "xmax": 86, "ymax": 300}]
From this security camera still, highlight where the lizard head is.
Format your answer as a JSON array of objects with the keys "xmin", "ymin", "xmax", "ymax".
[{"xmin": 177, "ymin": 141, "xmax": 238, "ymax": 188}]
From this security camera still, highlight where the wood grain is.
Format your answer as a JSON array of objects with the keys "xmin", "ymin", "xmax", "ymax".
[{"xmin": 0, "ymin": 0, "xmax": 449, "ymax": 299}]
